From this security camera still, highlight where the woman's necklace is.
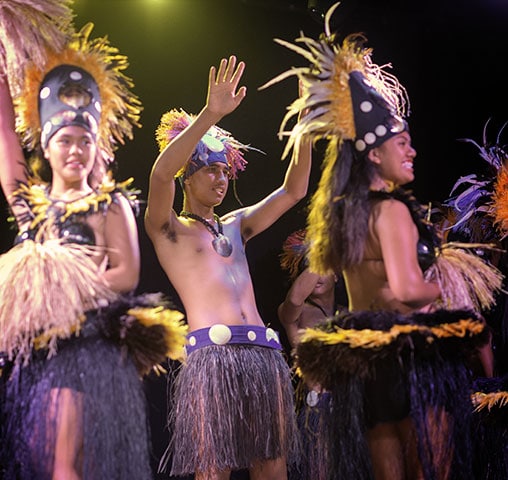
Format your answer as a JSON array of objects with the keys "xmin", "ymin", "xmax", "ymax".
[{"xmin": 180, "ymin": 211, "xmax": 233, "ymax": 257}]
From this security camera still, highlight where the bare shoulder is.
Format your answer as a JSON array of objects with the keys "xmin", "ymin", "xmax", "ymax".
[
  {"xmin": 101, "ymin": 192, "xmax": 137, "ymax": 226},
  {"xmin": 221, "ymin": 208, "xmax": 244, "ymax": 223},
  {"xmin": 109, "ymin": 191, "xmax": 133, "ymax": 212},
  {"xmin": 371, "ymin": 197, "xmax": 411, "ymax": 222},
  {"xmin": 220, "ymin": 208, "xmax": 245, "ymax": 232}
]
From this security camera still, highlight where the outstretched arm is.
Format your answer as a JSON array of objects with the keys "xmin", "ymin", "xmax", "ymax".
[
  {"xmin": 0, "ymin": 75, "xmax": 28, "ymax": 222},
  {"xmin": 145, "ymin": 55, "xmax": 247, "ymax": 234},
  {"xmin": 238, "ymin": 79, "xmax": 312, "ymax": 241},
  {"xmin": 238, "ymin": 134, "xmax": 312, "ymax": 242}
]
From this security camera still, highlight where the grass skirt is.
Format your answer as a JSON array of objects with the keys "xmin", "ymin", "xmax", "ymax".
[
  {"xmin": 289, "ymin": 382, "xmax": 331, "ymax": 480},
  {"xmin": 471, "ymin": 374, "xmax": 508, "ymax": 479},
  {"xmin": 1, "ymin": 310, "xmax": 153, "ymax": 480},
  {"xmin": 164, "ymin": 343, "xmax": 299, "ymax": 476},
  {"xmin": 295, "ymin": 308, "xmax": 489, "ymax": 480}
]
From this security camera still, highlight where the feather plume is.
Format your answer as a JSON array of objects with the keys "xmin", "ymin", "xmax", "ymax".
[
  {"xmin": 279, "ymin": 228, "xmax": 308, "ymax": 279},
  {"xmin": 155, "ymin": 108, "xmax": 253, "ymax": 179},
  {"xmin": 127, "ymin": 306, "xmax": 188, "ymax": 362},
  {"xmin": 15, "ymin": 22, "xmax": 142, "ymax": 163},
  {"xmin": 445, "ymin": 119, "xmax": 508, "ymax": 240},
  {"xmin": 472, "ymin": 391, "xmax": 508, "ymax": 412},
  {"xmin": 424, "ymin": 242, "xmax": 505, "ymax": 313},
  {"xmin": 493, "ymin": 167, "xmax": 508, "ymax": 237},
  {"xmin": 0, "ymin": 0, "xmax": 74, "ymax": 96},
  {"xmin": 260, "ymin": 20, "xmax": 408, "ymax": 160}
]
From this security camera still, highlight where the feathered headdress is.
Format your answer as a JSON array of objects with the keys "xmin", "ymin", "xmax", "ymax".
[
  {"xmin": 260, "ymin": 2, "xmax": 409, "ymax": 162},
  {"xmin": 156, "ymin": 108, "xmax": 252, "ymax": 180},
  {"xmin": 261, "ymin": 1, "xmax": 409, "ymax": 276},
  {"xmin": 0, "ymin": 0, "xmax": 74, "ymax": 97},
  {"xmin": 14, "ymin": 22, "xmax": 142, "ymax": 164},
  {"xmin": 445, "ymin": 119, "xmax": 508, "ymax": 241},
  {"xmin": 279, "ymin": 229, "xmax": 308, "ymax": 280}
]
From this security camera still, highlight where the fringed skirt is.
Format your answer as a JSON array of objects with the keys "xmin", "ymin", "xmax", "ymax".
[
  {"xmin": 164, "ymin": 324, "xmax": 299, "ymax": 476},
  {"xmin": 0, "ymin": 294, "xmax": 186, "ymax": 480},
  {"xmin": 289, "ymin": 383, "xmax": 331, "ymax": 480},
  {"xmin": 471, "ymin": 374, "xmax": 508, "ymax": 479},
  {"xmin": 295, "ymin": 308, "xmax": 490, "ymax": 480}
]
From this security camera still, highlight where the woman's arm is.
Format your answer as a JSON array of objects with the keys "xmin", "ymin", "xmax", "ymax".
[
  {"xmin": 0, "ymin": 75, "xmax": 28, "ymax": 223},
  {"xmin": 375, "ymin": 199, "xmax": 440, "ymax": 309},
  {"xmin": 102, "ymin": 194, "xmax": 141, "ymax": 293}
]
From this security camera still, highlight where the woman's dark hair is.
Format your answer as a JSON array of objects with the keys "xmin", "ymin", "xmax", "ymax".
[{"xmin": 307, "ymin": 139, "xmax": 377, "ymax": 274}]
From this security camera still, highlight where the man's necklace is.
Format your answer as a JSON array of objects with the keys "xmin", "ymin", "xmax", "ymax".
[{"xmin": 180, "ymin": 211, "xmax": 233, "ymax": 257}]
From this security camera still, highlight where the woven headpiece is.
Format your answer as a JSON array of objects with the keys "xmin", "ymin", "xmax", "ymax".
[
  {"xmin": 155, "ymin": 108, "xmax": 251, "ymax": 180},
  {"xmin": 15, "ymin": 22, "xmax": 142, "ymax": 164},
  {"xmin": 260, "ymin": 2, "xmax": 409, "ymax": 160}
]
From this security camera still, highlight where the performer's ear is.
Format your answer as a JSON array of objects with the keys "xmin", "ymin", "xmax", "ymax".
[{"xmin": 367, "ymin": 148, "xmax": 381, "ymax": 164}]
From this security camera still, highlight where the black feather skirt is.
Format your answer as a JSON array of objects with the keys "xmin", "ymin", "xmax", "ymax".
[
  {"xmin": 0, "ymin": 293, "xmax": 185, "ymax": 480},
  {"xmin": 295, "ymin": 308, "xmax": 490, "ymax": 480}
]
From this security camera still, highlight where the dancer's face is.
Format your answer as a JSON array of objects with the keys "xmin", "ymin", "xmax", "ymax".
[
  {"xmin": 184, "ymin": 162, "xmax": 230, "ymax": 207},
  {"xmin": 369, "ymin": 132, "xmax": 416, "ymax": 187},
  {"xmin": 44, "ymin": 125, "xmax": 96, "ymax": 186}
]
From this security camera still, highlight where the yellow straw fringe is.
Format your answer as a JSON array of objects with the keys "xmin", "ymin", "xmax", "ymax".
[
  {"xmin": 127, "ymin": 306, "xmax": 188, "ymax": 361},
  {"xmin": 15, "ymin": 22, "xmax": 142, "ymax": 158},
  {"xmin": 300, "ymin": 318, "xmax": 484, "ymax": 349},
  {"xmin": 472, "ymin": 391, "xmax": 508, "ymax": 412},
  {"xmin": 10, "ymin": 177, "xmax": 136, "ymax": 231},
  {"xmin": 0, "ymin": 239, "xmax": 117, "ymax": 363},
  {"xmin": 425, "ymin": 243, "xmax": 505, "ymax": 313}
]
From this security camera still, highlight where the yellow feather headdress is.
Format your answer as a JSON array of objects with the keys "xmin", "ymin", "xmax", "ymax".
[
  {"xmin": 260, "ymin": 2, "xmax": 409, "ymax": 162},
  {"xmin": 14, "ymin": 22, "xmax": 142, "ymax": 164}
]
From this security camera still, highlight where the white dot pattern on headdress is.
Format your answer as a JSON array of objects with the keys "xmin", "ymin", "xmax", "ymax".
[
  {"xmin": 364, "ymin": 132, "xmax": 377, "ymax": 145},
  {"xmin": 375, "ymin": 125, "xmax": 387, "ymax": 136},
  {"xmin": 69, "ymin": 70, "xmax": 83, "ymax": 81},
  {"xmin": 40, "ymin": 87, "xmax": 51, "ymax": 100},
  {"xmin": 355, "ymin": 139, "xmax": 366, "ymax": 151}
]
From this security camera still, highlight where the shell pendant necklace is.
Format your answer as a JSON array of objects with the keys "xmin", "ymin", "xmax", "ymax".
[{"xmin": 180, "ymin": 211, "xmax": 233, "ymax": 257}]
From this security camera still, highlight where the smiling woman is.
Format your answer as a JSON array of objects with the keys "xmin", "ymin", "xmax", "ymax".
[
  {"xmin": 264, "ymin": 3, "xmax": 505, "ymax": 479},
  {"xmin": 0, "ymin": 3, "xmax": 188, "ymax": 479}
]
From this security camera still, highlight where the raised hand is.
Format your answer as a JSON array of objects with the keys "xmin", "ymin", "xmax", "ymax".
[{"xmin": 206, "ymin": 55, "xmax": 247, "ymax": 117}]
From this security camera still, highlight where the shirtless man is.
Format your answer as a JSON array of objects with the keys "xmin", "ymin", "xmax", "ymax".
[{"xmin": 145, "ymin": 55, "xmax": 311, "ymax": 480}]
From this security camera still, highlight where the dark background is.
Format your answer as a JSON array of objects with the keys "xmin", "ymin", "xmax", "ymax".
[{"xmin": 1, "ymin": 0, "xmax": 508, "ymax": 477}]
